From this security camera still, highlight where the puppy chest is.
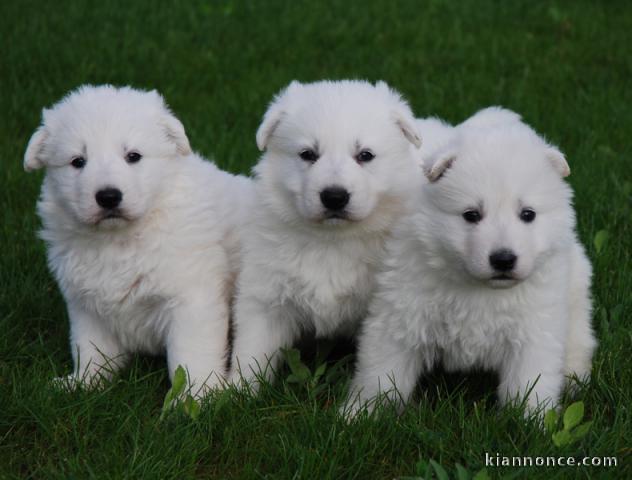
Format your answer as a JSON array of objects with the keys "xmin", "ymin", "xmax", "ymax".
[
  {"xmin": 448, "ymin": 309, "xmax": 527, "ymax": 368},
  {"xmin": 53, "ymin": 248, "xmax": 170, "ymax": 351},
  {"xmin": 397, "ymin": 301, "xmax": 524, "ymax": 370},
  {"xmin": 281, "ymin": 261, "xmax": 374, "ymax": 335}
]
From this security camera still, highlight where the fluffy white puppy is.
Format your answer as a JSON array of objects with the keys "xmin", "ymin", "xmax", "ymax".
[
  {"xmin": 414, "ymin": 107, "xmax": 523, "ymax": 167},
  {"xmin": 229, "ymin": 80, "xmax": 423, "ymax": 388},
  {"xmin": 344, "ymin": 107, "xmax": 596, "ymax": 417},
  {"xmin": 25, "ymin": 85, "xmax": 255, "ymax": 395}
]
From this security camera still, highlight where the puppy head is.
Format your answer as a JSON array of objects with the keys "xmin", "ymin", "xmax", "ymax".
[
  {"xmin": 24, "ymin": 85, "xmax": 191, "ymax": 230},
  {"xmin": 253, "ymin": 80, "xmax": 422, "ymax": 233},
  {"xmin": 422, "ymin": 114, "xmax": 574, "ymax": 288}
]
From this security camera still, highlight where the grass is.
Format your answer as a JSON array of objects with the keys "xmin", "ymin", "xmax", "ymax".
[{"xmin": 1, "ymin": 0, "xmax": 631, "ymax": 478}]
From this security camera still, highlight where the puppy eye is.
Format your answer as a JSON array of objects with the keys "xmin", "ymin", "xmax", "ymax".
[
  {"xmin": 70, "ymin": 156, "xmax": 86, "ymax": 169},
  {"xmin": 356, "ymin": 150, "xmax": 375, "ymax": 163},
  {"xmin": 462, "ymin": 209, "xmax": 482, "ymax": 223},
  {"xmin": 126, "ymin": 151, "xmax": 142, "ymax": 164},
  {"xmin": 520, "ymin": 208, "xmax": 536, "ymax": 223},
  {"xmin": 299, "ymin": 149, "xmax": 318, "ymax": 163}
]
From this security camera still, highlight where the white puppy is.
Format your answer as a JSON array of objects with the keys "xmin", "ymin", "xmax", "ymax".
[
  {"xmin": 25, "ymin": 85, "xmax": 255, "ymax": 395},
  {"xmin": 344, "ymin": 107, "xmax": 596, "ymax": 417},
  {"xmin": 229, "ymin": 80, "xmax": 423, "ymax": 388}
]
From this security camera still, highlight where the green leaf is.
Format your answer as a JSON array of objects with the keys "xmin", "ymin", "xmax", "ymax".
[
  {"xmin": 552, "ymin": 429, "xmax": 572, "ymax": 447},
  {"xmin": 160, "ymin": 365, "xmax": 189, "ymax": 420},
  {"xmin": 282, "ymin": 348, "xmax": 311, "ymax": 382},
  {"xmin": 543, "ymin": 409, "xmax": 559, "ymax": 433},
  {"xmin": 159, "ymin": 393, "xmax": 173, "ymax": 420},
  {"xmin": 415, "ymin": 459, "xmax": 430, "ymax": 477},
  {"xmin": 455, "ymin": 463, "xmax": 470, "ymax": 480},
  {"xmin": 286, "ymin": 373, "xmax": 303, "ymax": 383},
  {"xmin": 183, "ymin": 395, "xmax": 201, "ymax": 420},
  {"xmin": 293, "ymin": 367, "xmax": 311, "ymax": 382},
  {"xmin": 189, "ymin": 401, "xmax": 201, "ymax": 420},
  {"xmin": 570, "ymin": 421, "xmax": 593, "ymax": 441},
  {"xmin": 429, "ymin": 459, "xmax": 449, "ymax": 480},
  {"xmin": 171, "ymin": 365, "xmax": 187, "ymax": 397},
  {"xmin": 282, "ymin": 348, "xmax": 300, "ymax": 368},
  {"xmin": 593, "ymin": 230, "xmax": 609, "ymax": 254},
  {"xmin": 313, "ymin": 362, "xmax": 327, "ymax": 381},
  {"xmin": 183, "ymin": 395, "xmax": 193, "ymax": 413},
  {"xmin": 162, "ymin": 388, "xmax": 175, "ymax": 409},
  {"xmin": 563, "ymin": 401, "xmax": 584, "ymax": 431},
  {"xmin": 473, "ymin": 468, "xmax": 490, "ymax": 480}
]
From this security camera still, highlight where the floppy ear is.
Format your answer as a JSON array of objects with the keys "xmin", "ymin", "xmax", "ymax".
[
  {"xmin": 394, "ymin": 111, "xmax": 422, "ymax": 149},
  {"xmin": 148, "ymin": 89, "xmax": 191, "ymax": 156},
  {"xmin": 256, "ymin": 81, "xmax": 301, "ymax": 151},
  {"xmin": 24, "ymin": 126, "xmax": 48, "ymax": 171},
  {"xmin": 161, "ymin": 112, "xmax": 191, "ymax": 156},
  {"xmin": 375, "ymin": 81, "xmax": 422, "ymax": 149},
  {"xmin": 424, "ymin": 148, "xmax": 457, "ymax": 182},
  {"xmin": 546, "ymin": 146, "xmax": 570, "ymax": 177}
]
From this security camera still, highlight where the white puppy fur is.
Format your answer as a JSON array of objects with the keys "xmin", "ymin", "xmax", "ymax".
[
  {"xmin": 229, "ymin": 80, "xmax": 423, "ymax": 387},
  {"xmin": 344, "ymin": 107, "xmax": 596, "ymax": 417},
  {"xmin": 25, "ymin": 85, "xmax": 255, "ymax": 395}
]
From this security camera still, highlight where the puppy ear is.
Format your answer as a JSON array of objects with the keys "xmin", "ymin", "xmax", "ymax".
[
  {"xmin": 256, "ymin": 81, "xmax": 301, "ymax": 151},
  {"xmin": 394, "ymin": 111, "xmax": 422, "ymax": 149},
  {"xmin": 256, "ymin": 107, "xmax": 284, "ymax": 152},
  {"xmin": 24, "ymin": 126, "xmax": 48, "ymax": 171},
  {"xmin": 376, "ymin": 81, "xmax": 422, "ymax": 149},
  {"xmin": 424, "ymin": 149, "xmax": 457, "ymax": 182},
  {"xmin": 161, "ymin": 112, "xmax": 191, "ymax": 156},
  {"xmin": 546, "ymin": 146, "xmax": 570, "ymax": 177},
  {"xmin": 148, "ymin": 89, "xmax": 191, "ymax": 156}
]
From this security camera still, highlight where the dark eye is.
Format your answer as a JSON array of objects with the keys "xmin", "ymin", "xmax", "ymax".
[
  {"xmin": 462, "ymin": 209, "xmax": 482, "ymax": 223},
  {"xmin": 126, "ymin": 151, "xmax": 142, "ymax": 164},
  {"xmin": 299, "ymin": 149, "xmax": 318, "ymax": 163},
  {"xmin": 356, "ymin": 150, "xmax": 375, "ymax": 163},
  {"xmin": 71, "ymin": 156, "xmax": 86, "ymax": 169},
  {"xmin": 520, "ymin": 208, "xmax": 536, "ymax": 223}
]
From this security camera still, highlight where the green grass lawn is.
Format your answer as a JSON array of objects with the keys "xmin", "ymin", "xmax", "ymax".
[{"xmin": 1, "ymin": 0, "xmax": 631, "ymax": 478}]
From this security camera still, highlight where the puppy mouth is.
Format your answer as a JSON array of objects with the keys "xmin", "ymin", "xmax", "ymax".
[
  {"xmin": 324, "ymin": 211, "xmax": 349, "ymax": 220},
  {"xmin": 320, "ymin": 211, "xmax": 353, "ymax": 223},
  {"xmin": 491, "ymin": 273, "xmax": 514, "ymax": 280},
  {"xmin": 487, "ymin": 273, "xmax": 522, "ymax": 288},
  {"xmin": 94, "ymin": 209, "xmax": 130, "ymax": 225}
]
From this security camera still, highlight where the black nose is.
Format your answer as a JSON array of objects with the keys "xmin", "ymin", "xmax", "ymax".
[
  {"xmin": 95, "ymin": 188, "xmax": 123, "ymax": 209},
  {"xmin": 489, "ymin": 249, "xmax": 517, "ymax": 272},
  {"xmin": 320, "ymin": 187, "xmax": 350, "ymax": 211}
]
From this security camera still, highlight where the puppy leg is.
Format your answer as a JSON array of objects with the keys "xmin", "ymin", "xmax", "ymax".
[
  {"xmin": 229, "ymin": 294, "xmax": 298, "ymax": 391},
  {"xmin": 60, "ymin": 301, "xmax": 128, "ymax": 389},
  {"xmin": 343, "ymin": 323, "xmax": 423, "ymax": 418},
  {"xmin": 564, "ymin": 243, "xmax": 596, "ymax": 381},
  {"xmin": 166, "ymin": 290, "xmax": 230, "ymax": 398},
  {"xmin": 498, "ymin": 335, "xmax": 565, "ymax": 416}
]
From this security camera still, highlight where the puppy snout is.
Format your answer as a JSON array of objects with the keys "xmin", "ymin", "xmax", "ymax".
[
  {"xmin": 95, "ymin": 188, "xmax": 123, "ymax": 209},
  {"xmin": 489, "ymin": 249, "xmax": 517, "ymax": 272},
  {"xmin": 320, "ymin": 187, "xmax": 350, "ymax": 211}
]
